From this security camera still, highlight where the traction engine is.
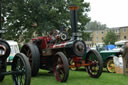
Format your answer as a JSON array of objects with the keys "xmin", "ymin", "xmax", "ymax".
[{"xmin": 21, "ymin": 5, "xmax": 103, "ymax": 82}]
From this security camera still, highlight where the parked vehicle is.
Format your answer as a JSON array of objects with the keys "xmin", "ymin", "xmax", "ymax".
[
  {"xmin": 6, "ymin": 40, "xmax": 20, "ymax": 63},
  {"xmin": 21, "ymin": 5, "xmax": 103, "ymax": 82},
  {"xmin": 0, "ymin": 39, "xmax": 31, "ymax": 85},
  {"xmin": 95, "ymin": 40, "xmax": 128, "ymax": 73},
  {"xmin": 114, "ymin": 40, "xmax": 128, "ymax": 50}
]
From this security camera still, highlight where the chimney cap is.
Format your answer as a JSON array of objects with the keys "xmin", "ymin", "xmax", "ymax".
[{"xmin": 69, "ymin": 5, "xmax": 78, "ymax": 10}]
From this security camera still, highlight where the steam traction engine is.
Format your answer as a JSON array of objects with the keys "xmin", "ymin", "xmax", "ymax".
[
  {"xmin": 21, "ymin": 6, "xmax": 103, "ymax": 82},
  {"xmin": 0, "ymin": 39, "xmax": 31, "ymax": 85}
]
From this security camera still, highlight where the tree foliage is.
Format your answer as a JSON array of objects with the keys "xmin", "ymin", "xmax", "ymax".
[
  {"xmin": 82, "ymin": 32, "xmax": 91, "ymax": 41},
  {"xmin": 82, "ymin": 21, "xmax": 108, "ymax": 41},
  {"xmin": 86, "ymin": 21, "xmax": 108, "ymax": 30},
  {"xmin": 103, "ymin": 31, "xmax": 117, "ymax": 45},
  {"xmin": 1, "ymin": 0, "xmax": 90, "ymax": 42}
]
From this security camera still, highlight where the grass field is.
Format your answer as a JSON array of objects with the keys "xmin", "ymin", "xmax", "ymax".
[{"xmin": 0, "ymin": 68, "xmax": 128, "ymax": 85}]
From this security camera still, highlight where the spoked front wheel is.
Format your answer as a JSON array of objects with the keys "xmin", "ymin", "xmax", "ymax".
[
  {"xmin": 85, "ymin": 50, "xmax": 103, "ymax": 78},
  {"xmin": 12, "ymin": 53, "xmax": 31, "ymax": 85},
  {"xmin": 53, "ymin": 52, "xmax": 69, "ymax": 82}
]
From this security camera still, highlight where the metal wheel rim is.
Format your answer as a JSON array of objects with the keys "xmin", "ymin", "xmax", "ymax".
[
  {"xmin": 22, "ymin": 46, "xmax": 32, "ymax": 67},
  {"xmin": 12, "ymin": 57, "xmax": 26, "ymax": 85},
  {"xmin": 107, "ymin": 59, "xmax": 115, "ymax": 73},
  {"xmin": 86, "ymin": 54, "xmax": 100, "ymax": 76},
  {"xmin": 70, "ymin": 59, "xmax": 78, "ymax": 70},
  {"xmin": 54, "ymin": 57, "xmax": 65, "ymax": 82}
]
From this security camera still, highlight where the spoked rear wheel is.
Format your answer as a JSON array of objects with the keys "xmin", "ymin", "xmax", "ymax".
[
  {"xmin": 85, "ymin": 50, "xmax": 103, "ymax": 78},
  {"xmin": 53, "ymin": 52, "xmax": 69, "ymax": 82},
  {"xmin": 12, "ymin": 53, "xmax": 31, "ymax": 85},
  {"xmin": 21, "ymin": 43, "xmax": 40, "ymax": 76}
]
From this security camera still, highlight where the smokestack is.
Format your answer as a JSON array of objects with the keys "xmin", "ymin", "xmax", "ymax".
[
  {"xmin": 0, "ymin": 1, "xmax": 2, "ymax": 38},
  {"xmin": 69, "ymin": 5, "xmax": 78, "ymax": 39}
]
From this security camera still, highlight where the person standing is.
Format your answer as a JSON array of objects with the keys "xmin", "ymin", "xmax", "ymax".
[{"xmin": 122, "ymin": 42, "xmax": 128, "ymax": 75}]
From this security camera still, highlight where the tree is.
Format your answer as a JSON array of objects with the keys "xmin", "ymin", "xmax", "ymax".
[
  {"xmin": 82, "ymin": 21, "xmax": 108, "ymax": 41},
  {"xmin": 86, "ymin": 21, "xmax": 108, "ymax": 30},
  {"xmin": 103, "ymin": 31, "xmax": 117, "ymax": 45},
  {"xmin": 82, "ymin": 32, "xmax": 91, "ymax": 41},
  {"xmin": 1, "ymin": 0, "xmax": 90, "ymax": 42}
]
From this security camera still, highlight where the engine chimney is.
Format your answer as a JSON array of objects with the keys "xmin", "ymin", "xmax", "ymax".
[{"xmin": 69, "ymin": 5, "xmax": 78, "ymax": 40}]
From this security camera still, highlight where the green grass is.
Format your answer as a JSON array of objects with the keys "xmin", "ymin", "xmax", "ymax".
[{"xmin": 0, "ymin": 68, "xmax": 128, "ymax": 85}]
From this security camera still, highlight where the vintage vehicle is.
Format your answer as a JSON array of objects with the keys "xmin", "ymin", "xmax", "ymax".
[
  {"xmin": 0, "ymin": 39, "xmax": 31, "ymax": 85},
  {"xmin": 100, "ymin": 49, "xmax": 120, "ymax": 73},
  {"xmin": 95, "ymin": 40, "xmax": 128, "ymax": 73},
  {"xmin": 21, "ymin": 6, "xmax": 103, "ymax": 82}
]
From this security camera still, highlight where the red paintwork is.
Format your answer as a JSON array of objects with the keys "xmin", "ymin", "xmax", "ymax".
[
  {"xmin": 32, "ymin": 36, "xmax": 52, "ymax": 49},
  {"xmin": 32, "ymin": 36, "xmax": 67, "ymax": 49},
  {"xmin": 50, "ymin": 42, "xmax": 66, "ymax": 49}
]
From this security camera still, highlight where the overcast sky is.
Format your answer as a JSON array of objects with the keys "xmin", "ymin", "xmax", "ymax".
[{"xmin": 85, "ymin": 0, "xmax": 128, "ymax": 28}]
